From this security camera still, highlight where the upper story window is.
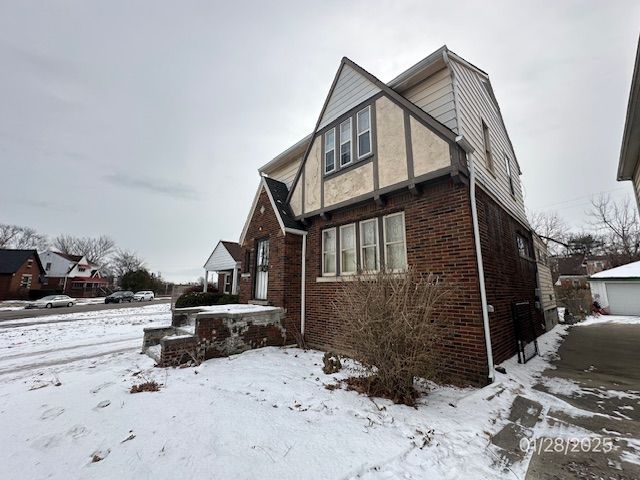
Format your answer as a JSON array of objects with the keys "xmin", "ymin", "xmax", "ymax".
[
  {"xmin": 357, "ymin": 107, "xmax": 372, "ymax": 158},
  {"xmin": 78, "ymin": 266, "xmax": 86, "ymax": 272},
  {"xmin": 482, "ymin": 120, "xmax": 494, "ymax": 172},
  {"xmin": 45, "ymin": 262, "xmax": 51, "ymax": 271},
  {"xmin": 339, "ymin": 224, "xmax": 357, "ymax": 275},
  {"xmin": 324, "ymin": 129, "xmax": 336, "ymax": 174},
  {"xmin": 339, "ymin": 118, "xmax": 352, "ymax": 167},
  {"xmin": 322, "ymin": 228, "xmax": 337, "ymax": 276},
  {"xmin": 26, "ymin": 259, "xmax": 33, "ymax": 268},
  {"xmin": 383, "ymin": 212, "xmax": 407, "ymax": 271},
  {"xmin": 516, "ymin": 234, "xmax": 530, "ymax": 259},
  {"xmin": 504, "ymin": 155, "xmax": 515, "ymax": 196},
  {"xmin": 360, "ymin": 218, "xmax": 379, "ymax": 272}
]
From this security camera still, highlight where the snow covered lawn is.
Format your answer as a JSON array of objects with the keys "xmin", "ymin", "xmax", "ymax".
[{"xmin": 0, "ymin": 304, "xmax": 571, "ymax": 479}]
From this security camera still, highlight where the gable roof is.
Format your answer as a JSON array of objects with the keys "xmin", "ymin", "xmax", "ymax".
[
  {"xmin": 238, "ymin": 177, "xmax": 307, "ymax": 246},
  {"xmin": 0, "ymin": 249, "xmax": 43, "ymax": 274},
  {"xmin": 286, "ymin": 56, "xmax": 459, "ymax": 204},
  {"xmin": 220, "ymin": 241, "xmax": 242, "ymax": 262},
  {"xmin": 56, "ymin": 252, "xmax": 83, "ymax": 263}
]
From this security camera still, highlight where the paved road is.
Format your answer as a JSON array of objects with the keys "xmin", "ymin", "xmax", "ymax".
[
  {"xmin": 526, "ymin": 322, "xmax": 640, "ymax": 479},
  {"xmin": 0, "ymin": 297, "xmax": 170, "ymax": 322}
]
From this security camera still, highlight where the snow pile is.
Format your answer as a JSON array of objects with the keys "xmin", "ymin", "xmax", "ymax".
[
  {"xmin": 177, "ymin": 304, "xmax": 280, "ymax": 315},
  {"xmin": 578, "ymin": 314, "xmax": 640, "ymax": 327}
]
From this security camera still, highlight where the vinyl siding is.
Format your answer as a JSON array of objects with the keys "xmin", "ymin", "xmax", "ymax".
[
  {"xmin": 401, "ymin": 67, "xmax": 458, "ymax": 132},
  {"xmin": 318, "ymin": 64, "xmax": 381, "ymax": 129},
  {"xmin": 448, "ymin": 58, "xmax": 528, "ymax": 226},
  {"xmin": 204, "ymin": 243, "xmax": 237, "ymax": 271},
  {"xmin": 266, "ymin": 157, "xmax": 302, "ymax": 188},
  {"xmin": 534, "ymin": 237, "xmax": 556, "ymax": 310}
]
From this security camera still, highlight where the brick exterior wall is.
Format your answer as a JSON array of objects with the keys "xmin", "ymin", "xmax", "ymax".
[
  {"xmin": 302, "ymin": 178, "xmax": 489, "ymax": 385},
  {"xmin": 0, "ymin": 254, "xmax": 43, "ymax": 300},
  {"xmin": 476, "ymin": 188, "xmax": 544, "ymax": 364},
  {"xmin": 239, "ymin": 187, "xmax": 303, "ymax": 340},
  {"xmin": 237, "ymin": 178, "xmax": 542, "ymax": 386}
]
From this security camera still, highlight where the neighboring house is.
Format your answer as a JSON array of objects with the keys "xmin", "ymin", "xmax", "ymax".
[
  {"xmin": 617, "ymin": 36, "xmax": 640, "ymax": 208},
  {"xmin": 555, "ymin": 255, "xmax": 611, "ymax": 288},
  {"xmin": 0, "ymin": 249, "xmax": 45, "ymax": 300},
  {"xmin": 533, "ymin": 235, "xmax": 558, "ymax": 330},
  {"xmin": 39, "ymin": 251, "xmax": 108, "ymax": 297},
  {"xmin": 203, "ymin": 241, "xmax": 242, "ymax": 295},
  {"xmin": 589, "ymin": 260, "xmax": 640, "ymax": 315},
  {"xmin": 232, "ymin": 46, "xmax": 547, "ymax": 386}
]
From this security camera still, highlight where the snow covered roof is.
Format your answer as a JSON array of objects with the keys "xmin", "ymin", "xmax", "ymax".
[{"xmin": 589, "ymin": 260, "xmax": 640, "ymax": 280}]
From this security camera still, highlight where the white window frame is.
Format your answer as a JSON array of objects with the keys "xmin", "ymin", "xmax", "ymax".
[
  {"xmin": 339, "ymin": 223, "xmax": 357, "ymax": 275},
  {"xmin": 382, "ymin": 212, "xmax": 408, "ymax": 272},
  {"xmin": 339, "ymin": 118, "xmax": 352, "ymax": 167},
  {"xmin": 324, "ymin": 128, "xmax": 336, "ymax": 174},
  {"xmin": 359, "ymin": 218, "xmax": 379, "ymax": 272},
  {"xmin": 321, "ymin": 227, "xmax": 337, "ymax": 276},
  {"xmin": 357, "ymin": 106, "xmax": 372, "ymax": 159},
  {"xmin": 20, "ymin": 274, "xmax": 32, "ymax": 288}
]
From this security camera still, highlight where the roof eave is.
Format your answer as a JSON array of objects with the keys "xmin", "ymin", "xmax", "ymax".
[{"xmin": 618, "ymin": 35, "xmax": 640, "ymax": 182}]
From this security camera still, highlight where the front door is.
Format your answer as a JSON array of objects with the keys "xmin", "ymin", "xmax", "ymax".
[{"xmin": 254, "ymin": 239, "xmax": 269, "ymax": 300}]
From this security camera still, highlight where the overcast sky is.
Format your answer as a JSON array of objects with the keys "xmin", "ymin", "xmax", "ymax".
[{"xmin": 1, "ymin": 1, "xmax": 639, "ymax": 282}]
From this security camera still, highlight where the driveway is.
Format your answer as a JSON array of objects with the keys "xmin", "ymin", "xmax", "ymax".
[
  {"xmin": 526, "ymin": 321, "xmax": 640, "ymax": 479},
  {"xmin": 0, "ymin": 297, "xmax": 170, "ymax": 324}
]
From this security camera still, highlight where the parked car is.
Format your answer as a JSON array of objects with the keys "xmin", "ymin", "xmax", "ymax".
[
  {"xmin": 26, "ymin": 295, "xmax": 76, "ymax": 309},
  {"xmin": 133, "ymin": 291, "xmax": 155, "ymax": 301},
  {"xmin": 104, "ymin": 291, "xmax": 134, "ymax": 304}
]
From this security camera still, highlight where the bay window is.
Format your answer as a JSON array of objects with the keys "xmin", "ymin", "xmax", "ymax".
[
  {"xmin": 322, "ymin": 228, "xmax": 337, "ymax": 275},
  {"xmin": 359, "ymin": 218, "xmax": 379, "ymax": 272},
  {"xmin": 357, "ymin": 106, "xmax": 372, "ymax": 158},
  {"xmin": 339, "ymin": 224, "xmax": 357, "ymax": 275},
  {"xmin": 383, "ymin": 212, "xmax": 407, "ymax": 271}
]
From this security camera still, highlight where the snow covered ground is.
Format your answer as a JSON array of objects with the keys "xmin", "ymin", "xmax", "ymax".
[{"xmin": 0, "ymin": 305, "xmax": 572, "ymax": 480}]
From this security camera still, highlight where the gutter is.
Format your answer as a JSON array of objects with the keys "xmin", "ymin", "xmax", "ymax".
[{"xmin": 456, "ymin": 135, "xmax": 495, "ymax": 383}]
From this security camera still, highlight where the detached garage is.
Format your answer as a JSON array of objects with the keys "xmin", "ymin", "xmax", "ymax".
[{"xmin": 589, "ymin": 261, "xmax": 640, "ymax": 316}]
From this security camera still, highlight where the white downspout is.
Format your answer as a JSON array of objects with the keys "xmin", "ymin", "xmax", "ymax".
[
  {"xmin": 300, "ymin": 233, "xmax": 307, "ymax": 336},
  {"xmin": 456, "ymin": 136, "xmax": 495, "ymax": 382}
]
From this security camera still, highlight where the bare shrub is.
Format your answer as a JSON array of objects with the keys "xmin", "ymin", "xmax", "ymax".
[
  {"xmin": 332, "ymin": 268, "xmax": 452, "ymax": 405},
  {"xmin": 130, "ymin": 380, "xmax": 160, "ymax": 393},
  {"xmin": 555, "ymin": 285, "xmax": 591, "ymax": 320}
]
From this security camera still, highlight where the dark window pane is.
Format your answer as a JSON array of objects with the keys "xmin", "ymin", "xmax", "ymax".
[{"xmin": 358, "ymin": 131, "xmax": 371, "ymax": 157}]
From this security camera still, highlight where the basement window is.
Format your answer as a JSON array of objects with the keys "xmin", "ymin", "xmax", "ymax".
[{"xmin": 324, "ymin": 128, "xmax": 336, "ymax": 174}]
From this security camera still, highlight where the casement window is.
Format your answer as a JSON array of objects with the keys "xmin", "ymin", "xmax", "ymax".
[
  {"xmin": 357, "ymin": 106, "xmax": 372, "ymax": 158},
  {"xmin": 504, "ymin": 155, "xmax": 515, "ymax": 196},
  {"xmin": 339, "ymin": 118, "xmax": 352, "ymax": 167},
  {"xmin": 383, "ymin": 212, "xmax": 407, "ymax": 271},
  {"xmin": 324, "ymin": 128, "xmax": 336, "ymax": 174},
  {"xmin": 482, "ymin": 121, "xmax": 494, "ymax": 172},
  {"xmin": 20, "ymin": 274, "xmax": 32, "ymax": 288},
  {"xmin": 516, "ymin": 234, "xmax": 530, "ymax": 258},
  {"xmin": 322, "ymin": 228, "xmax": 337, "ymax": 276},
  {"xmin": 339, "ymin": 224, "xmax": 357, "ymax": 275},
  {"xmin": 359, "ymin": 218, "xmax": 379, "ymax": 272}
]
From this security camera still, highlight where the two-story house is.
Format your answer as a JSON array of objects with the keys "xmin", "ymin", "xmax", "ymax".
[
  {"xmin": 40, "ymin": 251, "xmax": 108, "ymax": 297},
  {"xmin": 235, "ymin": 46, "xmax": 548, "ymax": 386}
]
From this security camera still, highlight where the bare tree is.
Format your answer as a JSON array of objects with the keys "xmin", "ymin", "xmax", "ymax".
[
  {"xmin": 588, "ymin": 194, "xmax": 640, "ymax": 266},
  {"xmin": 52, "ymin": 235, "xmax": 115, "ymax": 264},
  {"xmin": 529, "ymin": 211, "xmax": 569, "ymax": 255},
  {"xmin": 109, "ymin": 249, "xmax": 145, "ymax": 280},
  {"xmin": 0, "ymin": 224, "xmax": 49, "ymax": 251}
]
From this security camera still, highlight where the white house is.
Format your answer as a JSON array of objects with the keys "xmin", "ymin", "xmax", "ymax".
[
  {"xmin": 39, "ymin": 251, "xmax": 107, "ymax": 296},
  {"xmin": 203, "ymin": 241, "xmax": 242, "ymax": 295},
  {"xmin": 589, "ymin": 260, "xmax": 640, "ymax": 315}
]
